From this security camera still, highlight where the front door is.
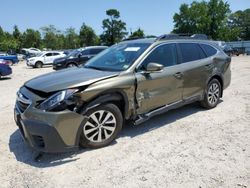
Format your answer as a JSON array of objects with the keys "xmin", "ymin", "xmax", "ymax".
[
  {"xmin": 43, "ymin": 53, "xmax": 53, "ymax": 64},
  {"xmin": 135, "ymin": 43, "xmax": 183, "ymax": 114}
]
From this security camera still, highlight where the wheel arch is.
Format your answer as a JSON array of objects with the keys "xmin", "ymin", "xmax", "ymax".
[
  {"xmin": 207, "ymin": 74, "xmax": 224, "ymax": 97},
  {"xmin": 80, "ymin": 89, "xmax": 130, "ymax": 120},
  {"xmin": 67, "ymin": 62, "xmax": 77, "ymax": 67}
]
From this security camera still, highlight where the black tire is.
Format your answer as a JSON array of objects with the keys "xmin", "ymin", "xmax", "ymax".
[
  {"xmin": 35, "ymin": 61, "xmax": 43, "ymax": 68},
  {"xmin": 79, "ymin": 103, "xmax": 123, "ymax": 149},
  {"xmin": 67, "ymin": 63, "xmax": 77, "ymax": 68},
  {"xmin": 200, "ymin": 79, "xmax": 221, "ymax": 109}
]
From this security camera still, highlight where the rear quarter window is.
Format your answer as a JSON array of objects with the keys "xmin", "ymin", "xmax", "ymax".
[
  {"xmin": 200, "ymin": 44, "xmax": 217, "ymax": 57},
  {"xmin": 178, "ymin": 43, "xmax": 206, "ymax": 63}
]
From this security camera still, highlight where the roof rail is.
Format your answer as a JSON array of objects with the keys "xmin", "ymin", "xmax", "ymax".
[
  {"xmin": 156, "ymin": 33, "xmax": 208, "ymax": 41},
  {"xmin": 122, "ymin": 37, "xmax": 145, "ymax": 41}
]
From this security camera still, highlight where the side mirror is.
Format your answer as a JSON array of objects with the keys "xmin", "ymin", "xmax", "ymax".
[{"xmin": 146, "ymin": 62, "xmax": 164, "ymax": 72}]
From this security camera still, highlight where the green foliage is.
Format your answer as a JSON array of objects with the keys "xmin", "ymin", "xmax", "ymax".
[
  {"xmin": 173, "ymin": 0, "xmax": 232, "ymax": 40},
  {"xmin": 228, "ymin": 9, "xmax": 250, "ymax": 40},
  {"xmin": 40, "ymin": 25, "xmax": 61, "ymax": 50},
  {"xmin": 79, "ymin": 23, "xmax": 99, "ymax": 47},
  {"xmin": 64, "ymin": 27, "xmax": 80, "ymax": 49},
  {"xmin": 129, "ymin": 28, "xmax": 145, "ymax": 39},
  {"xmin": 22, "ymin": 29, "xmax": 42, "ymax": 48},
  {"xmin": 100, "ymin": 9, "xmax": 127, "ymax": 46}
]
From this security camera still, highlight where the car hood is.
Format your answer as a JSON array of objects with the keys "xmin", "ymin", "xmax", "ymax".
[{"xmin": 25, "ymin": 67, "xmax": 119, "ymax": 93}]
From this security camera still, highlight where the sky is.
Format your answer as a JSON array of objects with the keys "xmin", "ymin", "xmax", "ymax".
[{"xmin": 0, "ymin": 0, "xmax": 249, "ymax": 36}]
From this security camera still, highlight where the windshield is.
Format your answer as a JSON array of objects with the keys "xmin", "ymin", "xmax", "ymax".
[
  {"xmin": 67, "ymin": 50, "xmax": 80, "ymax": 57},
  {"xmin": 84, "ymin": 43, "xmax": 151, "ymax": 71},
  {"xmin": 37, "ymin": 52, "xmax": 44, "ymax": 57}
]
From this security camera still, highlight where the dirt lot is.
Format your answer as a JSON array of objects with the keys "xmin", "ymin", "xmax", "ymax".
[{"xmin": 0, "ymin": 56, "xmax": 249, "ymax": 188}]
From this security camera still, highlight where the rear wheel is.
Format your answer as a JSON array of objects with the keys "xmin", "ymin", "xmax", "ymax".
[
  {"xmin": 200, "ymin": 79, "xmax": 221, "ymax": 109},
  {"xmin": 35, "ymin": 61, "xmax": 43, "ymax": 68},
  {"xmin": 79, "ymin": 103, "xmax": 123, "ymax": 149},
  {"xmin": 67, "ymin": 63, "xmax": 77, "ymax": 68}
]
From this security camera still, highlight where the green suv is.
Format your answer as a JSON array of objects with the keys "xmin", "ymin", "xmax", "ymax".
[{"xmin": 14, "ymin": 35, "xmax": 231, "ymax": 153}]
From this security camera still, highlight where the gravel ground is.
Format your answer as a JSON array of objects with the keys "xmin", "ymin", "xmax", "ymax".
[{"xmin": 0, "ymin": 56, "xmax": 249, "ymax": 188}]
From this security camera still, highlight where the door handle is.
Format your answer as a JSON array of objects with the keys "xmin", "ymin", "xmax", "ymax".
[{"xmin": 174, "ymin": 72, "xmax": 183, "ymax": 79}]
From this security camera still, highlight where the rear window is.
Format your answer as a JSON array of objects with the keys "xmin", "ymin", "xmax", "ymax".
[
  {"xmin": 179, "ymin": 43, "xmax": 206, "ymax": 63},
  {"xmin": 200, "ymin": 44, "xmax": 217, "ymax": 57}
]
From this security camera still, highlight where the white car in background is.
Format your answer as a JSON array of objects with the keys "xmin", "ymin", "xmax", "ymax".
[
  {"xmin": 21, "ymin": 48, "xmax": 41, "ymax": 55},
  {"xmin": 26, "ymin": 51, "xmax": 66, "ymax": 68}
]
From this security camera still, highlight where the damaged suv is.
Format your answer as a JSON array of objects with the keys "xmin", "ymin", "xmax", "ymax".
[{"xmin": 14, "ymin": 34, "xmax": 231, "ymax": 153}]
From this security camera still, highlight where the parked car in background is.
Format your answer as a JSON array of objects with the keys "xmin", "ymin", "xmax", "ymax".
[
  {"xmin": 222, "ymin": 45, "xmax": 234, "ymax": 56},
  {"xmin": 21, "ymin": 48, "xmax": 41, "ymax": 56},
  {"xmin": 0, "ymin": 64, "xmax": 12, "ymax": 78},
  {"xmin": 26, "ymin": 51, "xmax": 66, "ymax": 68},
  {"xmin": 0, "ymin": 59, "xmax": 13, "ymax": 66},
  {"xmin": 14, "ymin": 35, "xmax": 231, "ymax": 152},
  {"xmin": 53, "ymin": 46, "xmax": 108, "ymax": 70},
  {"xmin": 0, "ymin": 54, "xmax": 18, "ymax": 64}
]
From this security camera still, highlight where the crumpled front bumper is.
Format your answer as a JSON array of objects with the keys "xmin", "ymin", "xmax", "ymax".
[{"xmin": 14, "ymin": 96, "xmax": 87, "ymax": 153}]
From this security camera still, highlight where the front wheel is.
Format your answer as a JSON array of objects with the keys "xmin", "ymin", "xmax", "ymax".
[
  {"xmin": 200, "ymin": 79, "xmax": 221, "ymax": 109},
  {"xmin": 35, "ymin": 61, "xmax": 43, "ymax": 68},
  {"xmin": 67, "ymin": 63, "xmax": 77, "ymax": 68},
  {"xmin": 79, "ymin": 103, "xmax": 123, "ymax": 149}
]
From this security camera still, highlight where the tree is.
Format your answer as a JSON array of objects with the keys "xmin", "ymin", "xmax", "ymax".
[
  {"xmin": 22, "ymin": 29, "xmax": 42, "ymax": 48},
  {"xmin": 129, "ymin": 28, "xmax": 145, "ymax": 39},
  {"xmin": 173, "ymin": 0, "xmax": 231, "ymax": 40},
  {"xmin": 12, "ymin": 25, "xmax": 22, "ymax": 50},
  {"xmin": 173, "ymin": 2, "xmax": 210, "ymax": 35},
  {"xmin": 79, "ymin": 23, "xmax": 99, "ymax": 47},
  {"xmin": 228, "ymin": 9, "xmax": 250, "ymax": 40},
  {"xmin": 41, "ymin": 25, "xmax": 61, "ymax": 49},
  {"xmin": 64, "ymin": 27, "xmax": 79, "ymax": 49},
  {"xmin": 100, "ymin": 9, "xmax": 127, "ymax": 45},
  {"xmin": 207, "ymin": 0, "xmax": 230, "ymax": 39}
]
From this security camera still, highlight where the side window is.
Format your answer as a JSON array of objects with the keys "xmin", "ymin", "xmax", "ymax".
[
  {"xmin": 53, "ymin": 53, "xmax": 60, "ymax": 56},
  {"xmin": 200, "ymin": 44, "xmax": 217, "ymax": 57},
  {"xmin": 45, "ymin": 53, "xmax": 52, "ymax": 57},
  {"xmin": 179, "ymin": 43, "xmax": 206, "ymax": 63},
  {"xmin": 81, "ymin": 49, "xmax": 90, "ymax": 56},
  {"xmin": 140, "ymin": 43, "xmax": 177, "ymax": 69},
  {"xmin": 90, "ymin": 48, "xmax": 104, "ymax": 55}
]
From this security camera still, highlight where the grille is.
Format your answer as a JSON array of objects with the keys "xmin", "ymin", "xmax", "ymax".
[
  {"xmin": 16, "ymin": 91, "xmax": 31, "ymax": 113},
  {"xmin": 16, "ymin": 100, "xmax": 30, "ymax": 113}
]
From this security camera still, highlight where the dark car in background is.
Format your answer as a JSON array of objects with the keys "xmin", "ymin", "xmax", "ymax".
[
  {"xmin": 0, "ymin": 64, "xmax": 12, "ymax": 78},
  {"xmin": 53, "ymin": 46, "xmax": 108, "ymax": 70}
]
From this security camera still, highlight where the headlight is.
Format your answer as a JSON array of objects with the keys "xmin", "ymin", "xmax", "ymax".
[
  {"xmin": 29, "ymin": 58, "xmax": 35, "ymax": 61},
  {"xmin": 38, "ymin": 89, "xmax": 78, "ymax": 111}
]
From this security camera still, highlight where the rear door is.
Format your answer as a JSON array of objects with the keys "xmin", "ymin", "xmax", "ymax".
[
  {"xmin": 135, "ymin": 43, "xmax": 183, "ymax": 114},
  {"xmin": 177, "ymin": 42, "xmax": 214, "ymax": 100}
]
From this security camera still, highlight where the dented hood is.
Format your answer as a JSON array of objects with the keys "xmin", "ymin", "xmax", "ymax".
[{"xmin": 25, "ymin": 67, "xmax": 119, "ymax": 92}]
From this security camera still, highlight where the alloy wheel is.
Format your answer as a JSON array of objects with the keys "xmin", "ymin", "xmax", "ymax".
[
  {"xmin": 208, "ymin": 83, "xmax": 220, "ymax": 105},
  {"xmin": 83, "ymin": 110, "xmax": 117, "ymax": 143}
]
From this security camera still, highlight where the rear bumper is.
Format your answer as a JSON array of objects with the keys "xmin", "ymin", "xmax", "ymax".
[{"xmin": 14, "ymin": 103, "xmax": 87, "ymax": 153}]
